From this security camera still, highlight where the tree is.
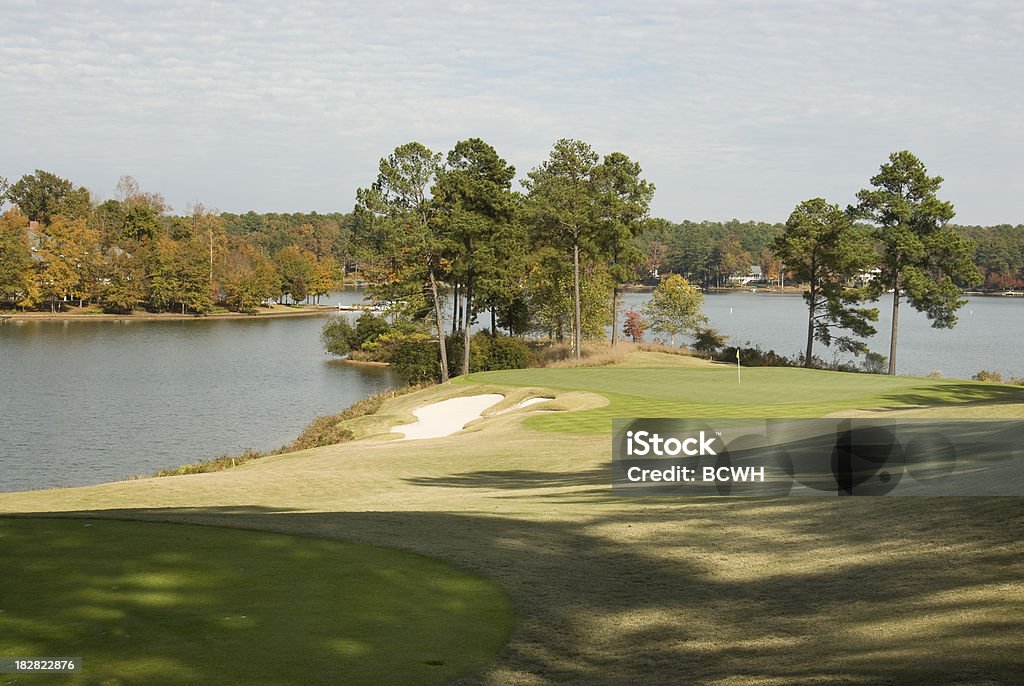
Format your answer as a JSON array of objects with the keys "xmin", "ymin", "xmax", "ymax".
[
  {"xmin": 643, "ymin": 274, "xmax": 706, "ymax": 346},
  {"xmin": 714, "ymin": 237, "xmax": 751, "ymax": 283},
  {"xmin": 5, "ymin": 170, "xmax": 91, "ymax": 224},
  {"xmin": 222, "ymin": 243, "xmax": 277, "ymax": 312},
  {"xmin": 98, "ymin": 250, "xmax": 145, "ymax": 313},
  {"xmin": 0, "ymin": 209, "xmax": 34, "ymax": 305},
  {"xmin": 433, "ymin": 138, "xmax": 517, "ymax": 374},
  {"xmin": 354, "ymin": 142, "xmax": 451, "ymax": 382},
  {"xmin": 273, "ymin": 245, "xmax": 314, "ymax": 303},
  {"xmin": 523, "ymin": 139, "xmax": 600, "ymax": 363},
  {"xmin": 34, "ymin": 215, "xmax": 96, "ymax": 312},
  {"xmin": 592, "ymin": 152, "xmax": 654, "ymax": 345},
  {"xmin": 310, "ymin": 256, "xmax": 342, "ymax": 304},
  {"xmin": 772, "ymin": 198, "xmax": 879, "ymax": 366},
  {"xmin": 851, "ymin": 151, "xmax": 982, "ymax": 375},
  {"xmin": 622, "ymin": 309, "xmax": 647, "ymax": 342}
]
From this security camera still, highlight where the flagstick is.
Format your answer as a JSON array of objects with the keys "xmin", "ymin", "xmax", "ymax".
[{"xmin": 737, "ymin": 348, "xmax": 741, "ymax": 384}]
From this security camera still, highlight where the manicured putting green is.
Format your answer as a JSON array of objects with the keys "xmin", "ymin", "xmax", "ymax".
[
  {"xmin": 0, "ymin": 518, "xmax": 512, "ymax": 685},
  {"xmin": 466, "ymin": 363, "xmax": 1024, "ymax": 433}
]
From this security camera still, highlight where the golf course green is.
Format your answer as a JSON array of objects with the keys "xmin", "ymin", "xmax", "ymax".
[{"xmin": 2, "ymin": 350, "xmax": 1022, "ymax": 684}]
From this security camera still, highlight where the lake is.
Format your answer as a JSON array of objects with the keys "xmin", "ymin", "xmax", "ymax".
[
  {"xmin": 2, "ymin": 288, "xmax": 1020, "ymax": 493},
  {"xmin": 0, "ymin": 290, "xmax": 400, "ymax": 493},
  {"xmin": 619, "ymin": 290, "xmax": 1024, "ymax": 379}
]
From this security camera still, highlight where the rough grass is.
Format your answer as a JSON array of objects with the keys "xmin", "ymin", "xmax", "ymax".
[
  {"xmin": 0, "ymin": 518, "xmax": 512, "ymax": 686},
  {"xmin": 153, "ymin": 384, "xmax": 430, "ymax": 476},
  {"xmin": 2, "ymin": 350, "xmax": 1023, "ymax": 684}
]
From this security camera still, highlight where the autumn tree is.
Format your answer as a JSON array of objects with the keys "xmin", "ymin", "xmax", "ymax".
[
  {"xmin": 772, "ymin": 198, "xmax": 879, "ymax": 365},
  {"xmin": 622, "ymin": 309, "xmax": 647, "ymax": 342},
  {"xmin": 0, "ymin": 209, "xmax": 34, "ymax": 306},
  {"xmin": 851, "ymin": 151, "xmax": 982, "ymax": 375}
]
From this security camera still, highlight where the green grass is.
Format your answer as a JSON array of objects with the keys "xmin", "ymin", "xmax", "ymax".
[
  {"xmin": 1, "ymin": 351, "xmax": 1022, "ymax": 684},
  {"xmin": 464, "ymin": 358, "xmax": 1024, "ymax": 433},
  {"xmin": 0, "ymin": 518, "xmax": 512, "ymax": 686}
]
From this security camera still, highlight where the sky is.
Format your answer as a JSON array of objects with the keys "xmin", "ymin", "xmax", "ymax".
[{"xmin": 1, "ymin": 0, "xmax": 1022, "ymax": 225}]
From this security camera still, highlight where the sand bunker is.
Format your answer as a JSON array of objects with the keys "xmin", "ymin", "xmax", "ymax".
[{"xmin": 394, "ymin": 394, "xmax": 505, "ymax": 441}]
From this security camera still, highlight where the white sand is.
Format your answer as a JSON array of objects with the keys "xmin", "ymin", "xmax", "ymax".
[{"xmin": 394, "ymin": 394, "xmax": 505, "ymax": 441}]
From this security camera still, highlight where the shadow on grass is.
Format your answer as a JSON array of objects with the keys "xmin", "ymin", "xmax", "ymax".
[
  {"xmin": 0, "ymin": 517, "xmax": 511, "ymax": 686},
  {"xmin": 877, "ymin": 381, "xmax": 1024, "ymax": 409},
  {"xmin": 404, "ymin": 468, "xmax": 609, "ymax": 490},
  {"xmin": 9, "ymin": 498, "xmax": 1023, "ymax": 685}
]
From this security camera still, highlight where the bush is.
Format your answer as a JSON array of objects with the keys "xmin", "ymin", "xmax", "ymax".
[
  {"xmin": 973, "ymin": 370, "xmax": 1003, "ymax": 383},
  {"xmin": 717, "ymin": 345, "xmax": 795, "ymax": 368},
  {"xmin": 353, "ymin": 312, "xmax": 390, "ymax": 348},
  {"xmin": 391, "ymin": 336, "xmax": 442, "ymax": 383},
  {"xmin": 480, "ymin": 333, "xmax": 529, "ymax": 371},
  {"xmin": 321, "ymin": 317, "xmax": 355, "ymax": 355},
  {"xmin": 289, "ymin": 416, "xmax": 356, "ymax": 451},
  {"xmin": 692, "ymin": 327, "xmax": 727, "ymax": 356},
  {"xmin": 863, "ymin": 352, "xmax": 888, "ymax": 374}
]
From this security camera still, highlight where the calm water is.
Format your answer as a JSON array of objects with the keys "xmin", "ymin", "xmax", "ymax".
[
  {"xmin": 2, "ymin": 288, "xmax": 1021, "ymax": 493},
  {"xmin": 0, "ymin": 290, "xmax": 399, "ymax": 493},
  {"xmin": 620, "ymin": 290, "xmax": 1024, "ymax": 379}
]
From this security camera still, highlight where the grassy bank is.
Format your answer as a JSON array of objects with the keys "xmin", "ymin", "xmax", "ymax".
[{"xmin": 2, "ymin": 350, "xmax": 1022, "ymax": 684}]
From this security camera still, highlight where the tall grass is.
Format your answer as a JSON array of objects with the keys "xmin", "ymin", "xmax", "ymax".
[{"xmin": 152, "ymin": 384, "xmax": 430, "ymax": 477}]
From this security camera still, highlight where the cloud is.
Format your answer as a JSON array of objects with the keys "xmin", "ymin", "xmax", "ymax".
[{"xmin": 0, "ymin": 0, "xmax": 1021, "ymax": 223}]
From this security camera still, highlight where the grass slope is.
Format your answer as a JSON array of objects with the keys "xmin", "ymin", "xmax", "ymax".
[
  {"xmin": 0, "ymin": 518, "xmax": 511, "ymax": 686},
  {"xmin": 1, "ymin": 351, "xmax": 1022, "ymax": 684}
]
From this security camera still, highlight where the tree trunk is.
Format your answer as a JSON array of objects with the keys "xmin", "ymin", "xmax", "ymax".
[
  {"xmin": 805, "ymin": 284, "xmax": 816, "ymax": 367},
  {"xmin": 428, "ymin": 268, "xmax": 449, "ymax": 383},
  {"xmin": 462, "ymin": 277, "xmax": 472, "ymax": 376},
  {"xmin": 611, "ymin": 285, "xmax": 620, "ymax": 346},
  {"xmin": 452, "ymin": 283, "xmax": 459, "ymax": 336},
  {"xmin": 888, "ymin": 281, "xmax": 900, "ymax": 375},
  {"xmin": 491, "ymin": 306, "xmax": 497, "ymax": 335},
  {"xmin": 572, "ymin": 238, "xmax": 582, "ymax": 364}
]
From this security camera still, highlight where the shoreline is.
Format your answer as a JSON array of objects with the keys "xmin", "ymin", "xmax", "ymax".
[{"xmin": 0, "ymin": 305, "xmax": 341, "ymax": 322}]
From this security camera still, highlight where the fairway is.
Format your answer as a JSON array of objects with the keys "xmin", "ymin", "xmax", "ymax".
[
  {"xmin": 1, "ymin": 352, "xmax": 1022, "ymax": 684},
  {"xmin": 0, "ymin": 518, "xmax": 512, "ymax": 686}
]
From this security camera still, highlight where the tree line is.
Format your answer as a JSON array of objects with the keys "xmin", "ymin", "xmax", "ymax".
[
  {"xmin": 0, "ymin": 172, "xmax": 349, "ymax": 313},
  {"xmin": 3, "ymin": 147, "xmax": 1021, "ymax": 378}
]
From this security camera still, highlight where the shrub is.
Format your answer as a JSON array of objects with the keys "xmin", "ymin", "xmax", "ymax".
[
  {"xmin": 322, "ymin": 317, "xmax": 356, "ymax": 355},
  {"xmin": 973, "ymin": 370, "xmax": 1003, "ymax": 383},
  {"xmin": 692, "ymin": 327, "xmax": 727, "ymax": 356},
  {"xmin": 390, "ymin": 336, "xmax": 442, "ymax": 383},
  {"xmin": 289, "ymin": 416, "xmax": 356, "ymax": 451},
  {"xmin": 481, "ymin": 333, "xmax": 529, "ymax": 371},
  {"xmin": 863, "ymin": 352, "xmax": 888, "ymax": 374},
  {"xmin": 353, "ymin": 312, "xmax": 390, "ymax": 348},
  {"xmin": 717, "ymin": 345, "xmax": 795, "ymax": 368}
]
